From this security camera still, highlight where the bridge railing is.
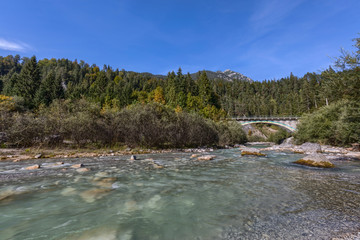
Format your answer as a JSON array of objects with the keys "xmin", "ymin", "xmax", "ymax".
[{"xmin": 229, "ymin": 116, "xmax": 300, "ymax": 121}]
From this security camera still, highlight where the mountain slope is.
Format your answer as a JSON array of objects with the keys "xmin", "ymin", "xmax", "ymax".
[{"xmin": 190, "ymin": 69, "xmax": 253, "ymax": 82}]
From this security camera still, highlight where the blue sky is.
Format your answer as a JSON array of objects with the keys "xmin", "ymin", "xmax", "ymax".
[{"xmin": 0, "ymin": 0, "xmax": 359, "ymax": 81}]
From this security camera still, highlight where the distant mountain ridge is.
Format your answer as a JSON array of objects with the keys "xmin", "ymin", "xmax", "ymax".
[
  {"xmin": 140, "ymin": 69, "xmax": 253, "ymax": 82},
  {"xmin": 190, "ymin": 69, "xmax": 253, "ymax": 82}
]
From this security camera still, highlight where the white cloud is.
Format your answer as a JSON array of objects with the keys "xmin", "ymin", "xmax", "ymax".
[
  {"xmin": 0, "ymin": 38, "xmax": 30, "ymax": 51},
  {"xmin": 250, "ymin": 0, "xmax": 306, "ymax": 33}
]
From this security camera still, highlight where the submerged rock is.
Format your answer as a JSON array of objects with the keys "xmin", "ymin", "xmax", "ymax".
[
  {"xmin": 76, "ymin": 168, "xmax": 90, "ymax": 173},
  {"xmin": 80, "ymin": 188, "xmax": 112, "ymax": 203},
  {"xmin": 93, "ymin": 177, "xmax": 117, "ymax": 188},
  {"xmin": 294, "ymin": 153, "xmax": 335, "ymax": 168},
  {"xmin": 61, "ymin": 187, "xmax": 77, "ymax": 197},
  {"xmin": 197, "ymin": 155, "xmax": 216, "ymax": 161},
  {"xmin": 240, "ymin": 147, "xmax": 266, "ymax": 156},
  {"xmin": 65, "ymin": 226, "xmax": 118, "ymax": 240}
]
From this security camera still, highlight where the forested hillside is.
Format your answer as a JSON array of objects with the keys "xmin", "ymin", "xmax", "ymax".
[{"xmin": 1, "ymin": 52, "xmax": 357, "ymax": 118}]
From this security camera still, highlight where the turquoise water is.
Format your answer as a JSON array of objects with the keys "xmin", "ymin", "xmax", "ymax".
[{"xmin": 0, "ymin": 149, "xmax": 360, "ymax": 239}]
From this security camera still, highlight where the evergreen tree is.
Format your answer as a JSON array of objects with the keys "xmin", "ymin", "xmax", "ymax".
[
  {"xmin": 35, "ymin": 71, "xmax": 64, "ymax": 106},
  {"xmin": 15, "ymin": 56, "xmax": 41, "ymax": 108}
]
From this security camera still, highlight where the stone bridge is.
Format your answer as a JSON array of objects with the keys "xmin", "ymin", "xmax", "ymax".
[{"xmin": 230, "ymin": 116, "xmax": 300, "ymax": 132}]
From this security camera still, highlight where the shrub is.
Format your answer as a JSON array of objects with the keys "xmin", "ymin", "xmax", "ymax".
[
  {"xmin": 216, "ymin": 121, "xmax": 247, "ymax": 146},
  {"xmin": 294, "ymin": 100, "xmax": 360, "ymax": 146}
]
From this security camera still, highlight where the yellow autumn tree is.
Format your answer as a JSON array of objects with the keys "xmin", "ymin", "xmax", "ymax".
[{"xmin": 153, "ymin": 86, "xmax": 165, "ymax": 104}]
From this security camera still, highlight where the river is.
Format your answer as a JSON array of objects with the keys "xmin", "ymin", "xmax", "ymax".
[{"xmin": 0, "ymin": 148, "xmax": 360, "ymax": 239}]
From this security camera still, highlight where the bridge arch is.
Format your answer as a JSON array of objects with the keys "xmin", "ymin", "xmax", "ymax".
[{"xmin": 239, "ymin": 120, "xmax": 296, "ymax": 132}]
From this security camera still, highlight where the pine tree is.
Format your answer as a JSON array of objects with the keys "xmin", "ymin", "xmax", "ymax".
[
  {"xmin": 15, "ymin": 56, "xmax": 41, "ymax": 108},
  {"xmin": 35, "ymin": 71, "xmax": 64, "ymax": 106}
]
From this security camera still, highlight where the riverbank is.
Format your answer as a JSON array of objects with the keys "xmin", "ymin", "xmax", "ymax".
[
  {"xmin": 0, "ymin": 146, "xmax": 219, "ymax": 163},
  {"xmin": 1, "ymin": 139, "xmax": 359, "ymax": 163},
  {"xmin": 262, "ymin": 138, "xmax": 360, "ymax": 161}
]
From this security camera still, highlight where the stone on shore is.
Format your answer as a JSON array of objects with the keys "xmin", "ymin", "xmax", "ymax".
[
  {"xmin": 294, "ymin": 153, "xmax": 335, "ymax": 168},
  {"xmin": 34, "ymin": 154, "xmax": 42, "ymax": 159},
  {"xmin": 240, "ymin": 147, "xmax": 266, "ymax": 156},
  {"xmin": 197, "ymin": 155, "xmax": 216, "ymax": 161},
  {"xmin": 25, "ymin": 164, "xmax": 41, "ymax": 170}
]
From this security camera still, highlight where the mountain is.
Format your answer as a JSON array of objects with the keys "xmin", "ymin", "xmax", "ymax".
[
  {"xmin": 140, "ymin": 69, "xmax": 253, "ymax": 82},
  {"xmin": 190, "ymin": 69, "xmax": 253, "ymax": 82}
]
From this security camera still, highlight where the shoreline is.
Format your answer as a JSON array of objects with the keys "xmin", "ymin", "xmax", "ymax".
[
  {"xmin": 0, "ymin": 146, "xmax": 218, "ymax": 163},
  {"xmin": 1, "ymin": 141, "xmax": 360, "ymax": 163}
]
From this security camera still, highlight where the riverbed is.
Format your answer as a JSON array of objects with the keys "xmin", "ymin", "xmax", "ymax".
[{"xmin": 0, "ymin": 148, "xmax": 359, "ymax": 239}]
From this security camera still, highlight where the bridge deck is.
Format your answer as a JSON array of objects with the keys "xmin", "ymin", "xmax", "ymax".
[{"xmin": 230, "ymin": 116, "xmax": 300, "ymax": 121}]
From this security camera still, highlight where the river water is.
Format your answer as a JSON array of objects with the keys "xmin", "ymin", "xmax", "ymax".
[{"xmin": 0, "ymin": 148, "xmax": 360, "ymax": 239}]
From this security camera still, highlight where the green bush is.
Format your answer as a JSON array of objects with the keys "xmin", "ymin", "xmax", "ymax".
[
  {"xmin": 294, "ymin": 100, "xmax": 360, "ymax": 146},
  {"xmin": 216, "ymin": 121, "xmax": 247, "ymax": 146}
]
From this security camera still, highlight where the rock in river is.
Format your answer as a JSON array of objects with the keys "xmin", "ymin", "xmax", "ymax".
[
  {"xmin": 197, "ymin": 155, "xmax": 216, "ymax": 161},
  {"xmin": 294, "ymin": 153, "xmax": 335, "ymax": 168},
  {"xmin": 71, "ymin": 163, "xmax": 84, "ymax": 168},
  {"xmin": 240, "ymin": 147, "xmax": 266, "ymax": 156},
  {"xmin": 25, "ymin": 164, "xmax": 41, "ymax": 170},
  {"xmin": 297, "ymin": 142, "xmax": 322, "ymax": 154}
]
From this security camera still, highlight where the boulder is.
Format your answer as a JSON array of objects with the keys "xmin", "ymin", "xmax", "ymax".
[
  {"xmin": 240, "ymin": 147, "xmax": 266, "ymax": 156},
  {"xmin": 71, "ymin": 163, "xmax": 84, "ymax": 168},
  {"xmin": 298, "ymin": 142, "xmax": 321, "ymax": 153},
  {"xmin": 25, "ymin": 164, "xmax": 41, "ymax": 170},
  {"xmin": 130, "ymin": 155, "xmax": 136, "ymax": 160},
  {"xmin": 152, "ymin": 162, "xmax": 164, "ymax": 169},
  {"xmin": 197, "ymin": 155, "xmax": 216, "ymax": 161},
  {"xmin": 294, "ymin": 153, "xmax": 334, "ymax": 168},
  {"xmin": 34, "ymin": 154, "xmax": 43, "ymax": 159}
]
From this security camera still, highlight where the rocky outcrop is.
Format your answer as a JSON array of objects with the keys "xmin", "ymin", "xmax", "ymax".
[
  {"xmin": 239, "ymin": 146, "xmax": 266, "ymax": 156},
  {"xmin": 294, "ymin": 153, "xmax": 335, "ymax": 168}
]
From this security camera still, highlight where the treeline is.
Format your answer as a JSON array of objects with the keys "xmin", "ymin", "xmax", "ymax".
[{"xmin": 0, "ymin": 50, "xmax": 358, "ymax": 118}]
